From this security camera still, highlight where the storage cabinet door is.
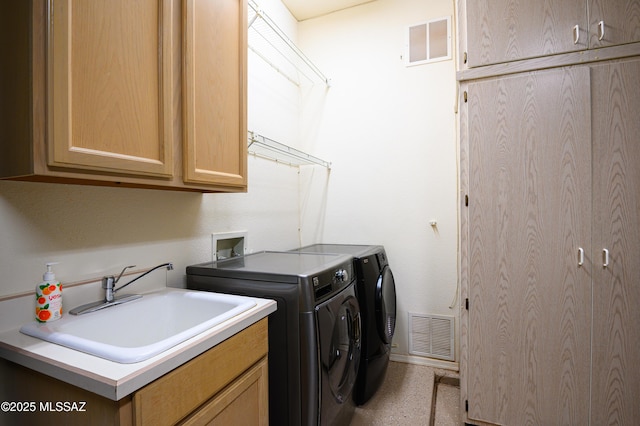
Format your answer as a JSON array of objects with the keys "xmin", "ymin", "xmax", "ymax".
[
  {"xmin": 183, "ymin": 0, "xmax": 247, "ymax": 189},
  {"xmin": 466, "ymin": 0, "xmax": 586, "ymax": 67},
  {"xmin": 591, "ymin": 58, "xmax": 640, "ymax": 425},
  {"xmin": 180, "ymin": 357, "xmax": 268, "ymax": 426},
  {"xmin": 48, "ymin": 0, "xmax": 174, "ymax": 177},
  {"xmin": 589, "ymin": 0, "xmax": 640, "ymax": 48},
  {"xmin": 466, "ymin": 67, "xmax": 592, "ymax": 425}
]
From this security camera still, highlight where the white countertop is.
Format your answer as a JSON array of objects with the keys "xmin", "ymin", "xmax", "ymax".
[{"xmin": 0, "ymin": 288, "xmax": 276, "ymax": 401}]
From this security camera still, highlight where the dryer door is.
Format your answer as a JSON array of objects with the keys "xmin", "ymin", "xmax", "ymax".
[
  {"xmin": 316, "ymin": 285, "xmax": 361, "ymax": 423},
  {"xmin": 376, "ymin": 266, "xmax": 397, "ymax": 344}
]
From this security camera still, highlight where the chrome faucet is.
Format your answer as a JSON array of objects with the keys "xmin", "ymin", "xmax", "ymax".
[
  {"xmin": 103, "ymin": 263, "xmax": 173, "ymax": 302},
  {"xmin": 69, "ymin": 263, "xmax": 173, "ymax": 315}
]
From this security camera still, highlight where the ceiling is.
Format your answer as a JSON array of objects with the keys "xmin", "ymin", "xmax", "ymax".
[{"xmin": 280, "ymin": 0, "xmax": 376, "ymax": 21}]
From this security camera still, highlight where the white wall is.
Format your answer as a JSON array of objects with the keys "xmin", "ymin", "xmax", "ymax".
[{"xmin": 297, "ymin": 0, "xmax": 459, "ymax": 361}]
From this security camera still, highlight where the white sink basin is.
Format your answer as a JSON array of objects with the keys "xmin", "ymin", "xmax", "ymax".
[{"xmin": 19, "ymin": 289, "xmax": 256, "ymax": 363}]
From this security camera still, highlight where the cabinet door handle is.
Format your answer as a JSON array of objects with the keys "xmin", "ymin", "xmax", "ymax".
[
  {"xmin": 598, "ymin": 20, "xmax": 605, "ymax": 41},
  {"xmin": 573, "ymin": 25, "xmax": 580, "ymax": 44},
  {"xmin": 578, "ymin": 247, "xmax": 585, "ymax": 266},
  {"xmin": 603, "ymin": 248, "xmax": 609, "ymax": 268}
]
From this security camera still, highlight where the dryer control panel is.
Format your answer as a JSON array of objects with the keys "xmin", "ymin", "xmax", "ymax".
[{"xmin": 311, "ymin": 263, "xmax": 355, "ymax": 302}]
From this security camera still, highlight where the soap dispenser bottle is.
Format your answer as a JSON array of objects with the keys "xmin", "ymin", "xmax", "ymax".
[{"xmin": 36, "ymin": 262, "xmax": 63, "ymax": 323}]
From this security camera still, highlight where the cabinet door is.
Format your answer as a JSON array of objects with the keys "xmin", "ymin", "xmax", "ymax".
[
  {"xmin": 48, "ymin": 0, "xmax": 174, "ymax": 177},
  {"xmin": 591, "ymin": 58, "xmax": 640, "ymax": 425},
  {"xmin": 180, "ymin": 357, "xmax": 268, "ymax": 426},
  {"xmin": 466, "ymin": 67, "xmax": 592, "ymax": 425},
  {"xmin": 589, "ymin": 0, "xmax": 640, "ymax": 48},
  {"xmin": 183, "ymin": 0, "xmax": 247, "ymax": 188},
  {"xmin": 466, "ymin": 0, "xmax": 587, "ymax": 67}
]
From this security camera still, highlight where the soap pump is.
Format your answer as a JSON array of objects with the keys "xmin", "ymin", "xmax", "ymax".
[{"xmin": 35, "ymin": 262, "xmax": 63, "ymax": 323}]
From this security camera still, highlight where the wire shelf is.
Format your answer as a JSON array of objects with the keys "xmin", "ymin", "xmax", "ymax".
[
  {"xmin": 248, "ymin": 0, "xmax": 330, "ymax": 86},
  {"xmin": 248, "ymin": 132, "xmax": 331, "ymax": 168}
]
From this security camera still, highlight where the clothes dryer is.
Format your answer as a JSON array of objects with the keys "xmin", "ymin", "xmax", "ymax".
[
  {"xmin": 187, "ymin": 251, "xmax": 361, "ymax": 425},
  {"xmin": 291, "ymin": 244, "xmax": 397, "ymax": 405}
]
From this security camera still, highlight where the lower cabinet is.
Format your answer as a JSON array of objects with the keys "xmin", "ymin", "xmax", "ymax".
[
  {"xmin": 179, "ymin": 358, "xmax": 268, "ymax": 426},
  {"xmin": 0, "ymin": 319, "xmax": 268, "ymax": 426},
  {"xmin": 460, "ymin": 58, "xmax": 640, "ymax": 425}
]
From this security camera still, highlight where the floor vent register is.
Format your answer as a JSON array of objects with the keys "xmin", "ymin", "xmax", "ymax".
[{"xmin": 408, "ymin": 313, "xmax": 454, "ymax": 361}]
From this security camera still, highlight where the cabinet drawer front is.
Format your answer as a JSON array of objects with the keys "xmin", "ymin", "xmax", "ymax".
[
  {"xmin": 133, "ymin": 318, "xmax": 268, "ymax": 426},
  {"xmin": 179, "ymin": 357, "xmax": 268, "ymax": 426}
]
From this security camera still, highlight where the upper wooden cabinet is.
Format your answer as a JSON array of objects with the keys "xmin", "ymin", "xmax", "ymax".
[
  {"xmin": 48, "ymin": 0, "xmax": 174, "ymax": 178},
  {"xmin": 589, "ymin": 0, "xmax": 640, "ymax": 48},
  {"xmin": 466, "ymin": 0, "xmax": 586, "ymax": 67},
  {"xmin": 0, "ymin": 0, "xmax": 247, "ymax": 192},
  {"xmin": 464, "ymin": 0, "xmax": 640, "ymax": 67},
  {"xmin": 183, "ymin": 0, "xmax": 247, "ymax": 187}
]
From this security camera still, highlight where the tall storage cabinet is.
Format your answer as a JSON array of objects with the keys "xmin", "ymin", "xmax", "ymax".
[
  {"xmin": 465, "ymin": 67, "xmax": 592, "ymax": 425},
  {"xmin": 590, "ymin": 59, "xmax": 640, "ymax": 425},
  {"xmin": 459, "ymin": 1, "xmax": 640, "ymax": 423}
]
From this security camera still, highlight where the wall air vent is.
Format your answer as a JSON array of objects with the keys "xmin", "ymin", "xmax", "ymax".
[
  {"xmin": 408, "ymin": 313, "xmax": 454, "ymax": 361},
  {"xmin": 405, "ymin": 17, "xmax": 451, "ymax": 66}
]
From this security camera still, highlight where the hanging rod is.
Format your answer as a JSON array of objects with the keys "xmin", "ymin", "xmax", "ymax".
[
  {"xmin": 248, "ymin": 0, "xmax": 330, "ymax": 86},
  {"xmin": 248, "ymin": 131, "xmax": 331, "ymax": 169}
]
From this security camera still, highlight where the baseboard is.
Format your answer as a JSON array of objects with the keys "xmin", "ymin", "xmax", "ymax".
[{"xmin": 390, "ymin": 353, "xmax": 459, "ymax": 372}]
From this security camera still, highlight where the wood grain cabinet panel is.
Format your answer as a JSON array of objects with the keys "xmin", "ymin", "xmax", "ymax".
[
  {"xmin": 589, "ymin": 0, "xmax": 640, "ymax": 48},
  {"xmin": 466, "ymin": 0, "xmax": 587, "ymax": 67},
  {"xmin": 464, "ymin": 0, "xmax": 640, "ymax": 68},
  {"xmin": 179, "ymin": 357, "xmax": 268, "ymax": 426},
  {"xmin": 48, "ymin": 0, "xmax": 174, "ymax": 178},
  {"xmin": 133, "ymin": 319, "xmax": 267, "ymax": 426},
  {"xmin": 590, "ymin": 58, "xmax": 640, "ymax": 425},
  {"xmin": 461, "ymin": 59, "xmax": 640, "ymax": 425},
  {"xmin": 465, "ymin": 67, "xmax": 592, "ymax": 425},
  {"xmin": 183, "ymin": 0, "xmax": 248, "ymax": 188}
]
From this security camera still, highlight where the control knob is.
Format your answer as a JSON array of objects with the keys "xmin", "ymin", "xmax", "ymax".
[{"xmin": 335, "ymin": 269, "xmax": 349, "ymax": 283}]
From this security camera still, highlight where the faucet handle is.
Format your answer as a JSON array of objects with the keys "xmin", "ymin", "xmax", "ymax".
[
  {"xmin": 103, "ymin": 265, "xmax": 135, "ymax": 302},
  {"xmin": 115, "ymin": 265, "xmax": 136, "ymax": 283}
]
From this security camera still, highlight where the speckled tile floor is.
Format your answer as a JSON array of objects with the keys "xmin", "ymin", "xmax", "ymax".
[
  {"xmin": 350, "ymin": 361, "xmax": 459, "ymax": 426},
  {"xmin": 433, "ymin": 378, "xmax": 461, "ymax": 426}
]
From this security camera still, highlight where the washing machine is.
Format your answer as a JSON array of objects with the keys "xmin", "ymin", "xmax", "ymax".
[
  {"xmin": 186, "ymin": 251, "xmax": 361, "ymax": 426},
  {"xmin": 291, "ymin": 244, "xmax": 397, "ymax": 405}
]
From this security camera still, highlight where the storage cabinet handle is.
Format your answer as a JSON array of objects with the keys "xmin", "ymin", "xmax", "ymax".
[
  {"xmin": 573, "ymin": 25, "xmax": 580, "ymax": 44},
  {"xmin": 603, "ymin": 248, "xmax": 610, "ymax": 268},
  {"xmin": 598, "ymin": 20, "xmax": 605, "ymax": 41},
  {"xmin": 578, "ymin": 247, "xmax": 585, "ymax": 266}
]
